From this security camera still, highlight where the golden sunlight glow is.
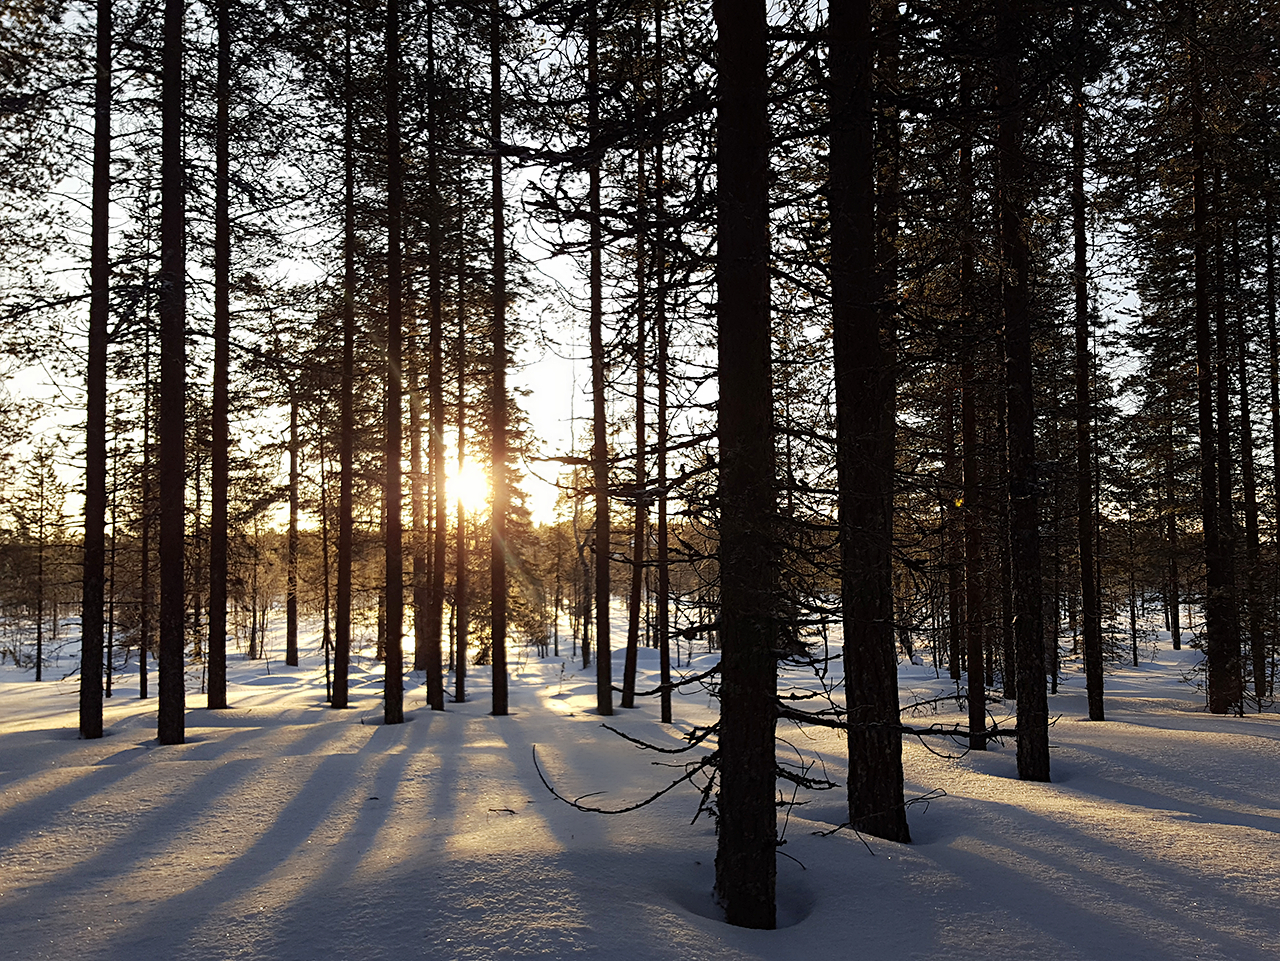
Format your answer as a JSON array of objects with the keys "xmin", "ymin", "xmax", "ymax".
[{"xmin": 447, "ymin": 459, "xmax": 491, "ymax": 512}]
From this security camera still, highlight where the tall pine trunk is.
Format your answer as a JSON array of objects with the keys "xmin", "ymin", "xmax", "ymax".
[
  {"xmin": 489, "ymin": 0, "xmax": 509, "ymax": 717},
  {"xmin": 997, "ymin": 0, "xmax": 1049, "ymax": 781},
  {"xmin": 207, "ymin": 0, "xmax": 231, "ymax": 709},
  {"xmin": 1190, "ymin": 2, "xmax": 1242, "ymax": 715},
  {"xmin": 333, "ymin": 0, "xmax": 356, "ymax": 711},
  {"xmin": 426, "ymin": 0, "xmax": 447, "ymax": 711},
  {"xmin": 157, "ymin": 0, "xmax": 186, "ymax": 746},
  {"xmin": 712, "ymin": 0, "xmax": 776, "ymax": 929},
  {"xmin": 829, "ymin": 0, "xmax": 910, "ymax": 843},
  {"xmin": 589, "ymin": 0, "xmax": 612, "ymax": 717},
  {"xmin": 654, "ymin": 0, "xmax": 671, "ymax": 725},
  {"xmin": 286, "ymin": 390, "xmax": 299, "ymax": 667},
  {"xmin": 1072, "ymin": 26, "xmax": 1103, "ymax": 721},
  {"xmin": 384, "ymin": 0, "xmax": 405, "ymax": 726},
  {"xmin": 81, "ymin": 0, "xmax": 111, "ymax": 739}
]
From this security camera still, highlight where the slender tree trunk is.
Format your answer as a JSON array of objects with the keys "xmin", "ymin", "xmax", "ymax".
[
  {"xmin": 411, "ymin": 326, "xmax": 427, "ymax": 670},
  {"xmin": 489, "ymin": 0, "xmax": 509, "ymax": 717},
  {"xmin": 1190, "ymin": 10, "xmax": 1243, "ymax": 714},
  {"xmin": 286, "ymin": 390, "xmax": 299, "ymax": 667},
  {"xmin": 140, "ymin": 321, "xmax": 151, "ymax": 699},
  {"xmin": 945, "ymin": 392, "xmax": 962, "ymax": 684},
  {"xmin": 384, "ymin": 0, "xmax": 405, "ymax": 726},
  {"xmin": 622, "ymin": 146, "xmax": 647, "ymax": 710},
  {"xmin": 1267, "ymin": 198, "xmax": 1278, "ymax": 697},
  {"xmin": 655, "ymin": 0, "xmax": 671, "ymax": 725},
  {"xmin": 830, "ymin": 0, "xmax": 910, "ymax": 843},
  {"xmin": 426, "ymin": 0, "xmax": 447, "ymax": 711},
  {"xmin": 997, "ymin": 0, "xmax": 1048, "ymax": 781},
  {"xmin": 455, "ymin": 201, "xmax": 469, "ymax": 704},
  {"xmin": 589, "ymin": 0, "xmax": 612, "ymax": 717},
  {"xmin": 1073, "ymin": 30, "xmax": 1103, "ymax": 721},
  {"xmin": 321, "ymin": 437, "xmax": 333, "ymax": 701},
  {"xmin": 81, "ymin": 0, "xmax": 111, "ymax": 738},
  {"xmin": 334, "ymin": 0, "xmax": 356, "ymax": 710},
  {"xmin": 712, "ymin": 0, "xmax": 776, "ymax": 928},
  {"xmin": 207, "ymin": 0, "xmax": 231, "ymax": 709},
  {"xmin": 959, "ymin": 66, "xmax": 985, "ymax": 749},
  {"xmin": 1166, "ymin": 397, "xmax": 1182, "ymax": 651},
  {"xmin": 157, "ymin": 0, "xmax": 186, "ymax": 746}
]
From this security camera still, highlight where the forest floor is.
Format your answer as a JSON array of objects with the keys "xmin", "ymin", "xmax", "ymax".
[{"xmin": 0, "ymin": 623, "xmax": 1277, "ymax": 961}]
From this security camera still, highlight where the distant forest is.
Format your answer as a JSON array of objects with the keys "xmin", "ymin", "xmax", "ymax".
[{"xmin": 1, "ymin": 0, "xmax": 1276, "ymax": 926}]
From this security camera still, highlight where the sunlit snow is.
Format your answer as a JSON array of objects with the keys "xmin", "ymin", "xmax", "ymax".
[{"xmin": 1, "ymin": 623, "xmax": 1276, "ymax": 961}]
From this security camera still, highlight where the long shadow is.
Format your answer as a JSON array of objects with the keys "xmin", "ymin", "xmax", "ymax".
[
  {"xmin": 929, "ymin": 822, "xmax": 1276, "ymax": 961},
  {"xmin": 97, "ymin": 744, "xmax": 383, "ymax": 958},
  {"xmin": 1056, "ymin": 741, "xmax": 1280, "ymax": 833},
  {"xmin": 0, "ymin": 749, "xmax": 261, "ymax": 914}
]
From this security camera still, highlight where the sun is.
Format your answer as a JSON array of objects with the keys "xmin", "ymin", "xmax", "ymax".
[{"xmin": 447, "ymin": 459, "xmax": 490, "ymax": 513}]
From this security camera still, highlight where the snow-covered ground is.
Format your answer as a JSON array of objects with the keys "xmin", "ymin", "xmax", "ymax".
[{"xmin": 1, "ymin": 628, "xmax": 1277, "ymax": 961}]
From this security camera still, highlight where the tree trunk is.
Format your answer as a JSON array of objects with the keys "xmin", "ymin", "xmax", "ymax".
[
  {"xmin": 489, "ymin": 0, "xmax": 509, "ymax": 717},
  {"xmin": 454, "ymin": 198, "xmax": 469, "ymax": 704},
  {"xmin": 589, "ymin": 0, "xmax": 612, "ymax": 717},
  {"xmin": 1190, "ymin": 6, "xmax": 1243, "ymax": 714},
  {"xmin": 81, "ymin": 0, "xmax": 111, "ymax": 739},
  {"xmin": 383, "ymin": 0, "xmax": 405, "ymax": 726},
  {"xmin": 157, "ymin": 0, "xmax": 186, "ymax": 746},
  {"xmin": 959, "ymin": 65, "xmax": 985, "ymax": 749},
  {"xmin": 1072, "ymin": 28, "xmax": 1103, "ymax": 721},
  {"xmin": 426, "ymin": 0, "xmax": 447, "ymax": 711},
  {"xmin": 997, "ymin": 0, "xmax": 1049, "ymax": 781},
  {"xmin": 712, "ymin": 0, "xmax": 776, "ymax": 929},
  {"xmin": 334, "ymin": 0, "xmax": 356, "ymax": 711},
  {"xmin": 655, "ymin": 0, "xmax": 671, "ymax": 725},
  {"xmin": 622, "ymin": 146, "xmax": 647, "ymax": 710},
  {"xmin": 829, "ymin": 0, "xmax": 910, "ymax": 843},
  {"xmin": 286, "ymin": 390, "xmax": 300, "ymax": 667}
]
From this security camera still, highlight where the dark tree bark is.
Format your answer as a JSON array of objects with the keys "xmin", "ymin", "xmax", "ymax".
[
  {"xmin": 425, "ymin": 0, "xmax": 446, "ymax": 711},
  {"xmin": 454, "ymin": 183, "xmax": 469, "ymax": 704},
  {"xmin": 655, "ymin": 0, "xmax": 671, "ymax": 725},
  {"xmin": 712, "ymin": 0, "xmax": 776, "ymax": 929},
  {"xmin": 997, "ymin": 0, "xmax": 1049, "ymax": 781},
  {"xmin": 489, "ymin": 0, "xmax": 509, "ymax": 717},
  {"xmin": 622, "ymin": 146, "xmax": 646, "ymax": 711},
  {"xmin": 1189, "ymin": 3, "xmax": 1242, "ymax": 716},
  {"xmin": 333, "ymin": 0, "xmax": 356, "ymax": 711},
  {"xmin": 157, "ymin": 0, "xmax": 186, "ymax": 746},
  {"xmin": 286, "ymin": 389, "xmax": 299, "ymax": 667},
  {"xmin": 384, "ymin": 0, "xmax": 405, "ymax": 726},
  {"xmin": 81, "ymin": 0, "xmax": 111, "ymax": 740},
  {"xmin": 959, "ymin": 66, "xmax": 985, "ymax": 751},
  {"xmin": 1234, "ymin": 245, "xmax": 1264, "ymax": 704},
  {"xmin": 1072, "ymin": 26, "xmax": 1103, "ymax": 721},
  {"xmin": 829, "ymin": 0, "xmax": 910, "ymax": 843},
  {"xmin": 589, "ymin": 0, "xmax": 612, "ymax": 717},
  {"xmin": 207, "ymin": 0, "xmax": 231, "ymax": 710}
]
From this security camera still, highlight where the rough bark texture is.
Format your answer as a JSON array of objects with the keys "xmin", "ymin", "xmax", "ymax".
[
  {"xmin": 81, "ymin": 0, "xmax": 111, "ymax": 739},
  {"xmin": 958, "ymin": 65, "xmax": 985, "ymax": 752},
  {"xmin": 489, "ymin": 0, "xmax": 509, "ymax": 717},
  {"xmin": 1189, "ymin": 4, "xmax": 1242, "ymax": 716},
  {"xmin": 287, "ymin": 393, "xmax": 300, "ymax": 668},
  {"xmin": 157, "ymin": 0, "xmax": 186, "ymax": 746},
  {"xmin": 333, "ymin": 0, "xmax": 356, "ymax": 711},
  {"xmin": 1072, "ymin": 42, "xmax": 1103, "ymax": 722},
  {"xmin": 712, "ymin": 0, "xmax": 777, "ymax": 929},
  {"xmin": 997, "ymin": 0, "xmax": 1049, "ymax": 781},
  {"xmin": 829, "ymin": 0, "xmax": 910, "ymax": 843},
  {"xmin": 589, "ymin": 1, "xmax": 612, "ymax": 718},
  {"xmin": 383, "ymin": 0, "xmax": 405, "ymax": 726},
  {"xmin": 426, "ymin": 0, "xmax": 446, "ymax": 711}
]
